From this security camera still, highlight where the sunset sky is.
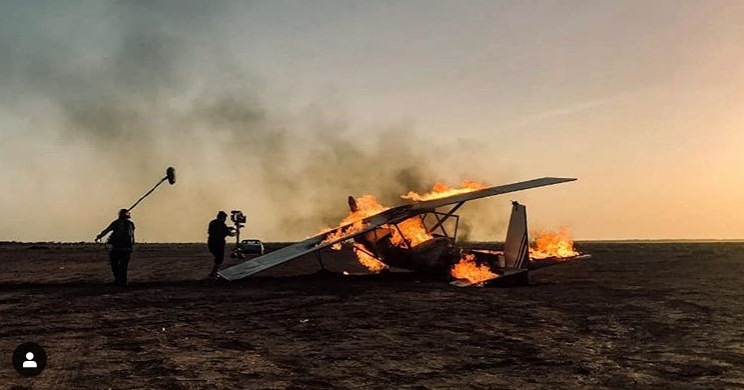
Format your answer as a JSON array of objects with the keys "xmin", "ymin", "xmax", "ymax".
[{"xmin": 1, "ymin": 1, "xmax": 743, "ymax": 242}]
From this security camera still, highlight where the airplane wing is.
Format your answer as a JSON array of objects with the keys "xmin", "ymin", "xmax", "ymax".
[
  {"xmin": 218, "ymin": 177, "xmax": 576, "ymax": 281},
  {"xmin": 408, "ymin": 177, "xmax": 576, "ymax": 211},
  {"xmin": 218, "ymin": 205, "xmax": 417, "ymax": 281},
  {"xmin": 217, "ymin": 234, "xmax": 327, "ymax": 281}
]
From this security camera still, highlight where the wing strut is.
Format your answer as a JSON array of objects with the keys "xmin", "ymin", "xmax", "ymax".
[
  {"xmin": 315, "ymin": 251, "xmax": 326, "ymax": 270},
  {"xmin": 429, "ymin": 201, "xmax": 465, "ymax": 233}
]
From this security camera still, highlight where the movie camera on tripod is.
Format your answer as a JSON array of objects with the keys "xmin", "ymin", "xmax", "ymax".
[{"xmin": 229, "ymin": 210, "xmax": 264, "ymax": 258}]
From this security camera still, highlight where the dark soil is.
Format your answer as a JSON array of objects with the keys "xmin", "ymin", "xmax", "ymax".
[{"xmin": 1, "ymin": 241, "xmax": 743, "ymax": 389}]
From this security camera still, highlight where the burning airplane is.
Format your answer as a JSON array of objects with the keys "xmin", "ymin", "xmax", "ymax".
[{"xmin": 219, "ymin": 177, "xmax": 590, "ymax": 287}]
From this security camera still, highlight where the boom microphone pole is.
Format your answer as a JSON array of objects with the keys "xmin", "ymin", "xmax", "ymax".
[{"xmin": 127, "ymin": 166, "xmax": 177, "ymax": 212}]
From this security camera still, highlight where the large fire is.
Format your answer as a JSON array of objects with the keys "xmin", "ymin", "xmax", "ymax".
[
  {"xmin": 323, "ymin": 195, "xmax": 388, "ymax": 250},
  {"xmin": 352, "ymin": 243, "xmax": 388, "ymax": 272},
  {"xmin": 323, "ymin": 181, "xmax": 486, "ymax": 271},
  {"xmin": 529, "ymin": 228, "xmax": 580, "ymax": 259},
  {"xmin": 450, "ymin": 253, "xmax": 498, "ymax": 284},
  {"xmin": 401, "ymin": 180, "xmax": 487, "ymax": 202},
  {"xmin": 388, "ymin": 217, "xmax": 432, "ymax": 248}
]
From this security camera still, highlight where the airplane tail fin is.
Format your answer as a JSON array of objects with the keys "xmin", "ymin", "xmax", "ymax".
[{"xmin": 503, "ymin": 201, "xmax": 529, "ymax": 269}]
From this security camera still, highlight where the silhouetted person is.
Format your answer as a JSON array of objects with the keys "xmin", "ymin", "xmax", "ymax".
[
  {"xmin": 208, "ymin": 211, "xmax": 234, "ymax": 278},
  {"xmin": 96, "ymin": 209, "xmax": 135, "ymax": 286}
]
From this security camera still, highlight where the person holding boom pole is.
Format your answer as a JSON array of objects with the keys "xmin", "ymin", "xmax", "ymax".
[
  {"xmin": 95, "ymin": 167, "xmax": 176, "ymax": 286},
  {"xmin": 96, "ymin": 209, "xmax": 135, "ymax": 286}
]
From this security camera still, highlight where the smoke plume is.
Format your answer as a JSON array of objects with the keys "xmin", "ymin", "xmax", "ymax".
[{"xmin": 0, "ymin": 2, "xmax": 506, "ymax": 242}]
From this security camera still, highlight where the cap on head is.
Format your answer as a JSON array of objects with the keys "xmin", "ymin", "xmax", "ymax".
[
  {"xmin": 217, "ymin": 211, "xmax": 228, "ymax": 219},
  {"xmin": 118, "ymin": 208, "xmax": 130, "ymax": 219}
]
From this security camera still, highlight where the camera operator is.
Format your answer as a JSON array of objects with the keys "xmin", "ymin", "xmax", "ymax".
[{"xmin": 207, "ymin": 211, "xmax": 235, "ymax": 278}]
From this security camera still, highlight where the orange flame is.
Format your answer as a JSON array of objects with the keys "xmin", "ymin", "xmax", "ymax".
[
  {"xmin": 323, "ymin": 195, "xmax": 436, "ymax": 271},
  {"xmin": 401, "ymin": 180, "xmax": 487, "ymax": 202},
  {"xmin": 322, "ymin": 195, "xmax": 388, "ymax": 249},
  {"xmin": 450, "ymin": 253, "xmax": 497, "ymax": 284},
  {"xmin": 352, "ymin": 243, "xmax": 388, "ymax": 272},
  {"xmin": 323, "ymin": 180, "xmax": 485, "ymax": 272},
  {"xmin": 529, "ymin": 228, "xmax": 580, "ymax": 259},
  {"xmin": 389, "ymin": 217, "xmax": 432, "ymax": 248}
]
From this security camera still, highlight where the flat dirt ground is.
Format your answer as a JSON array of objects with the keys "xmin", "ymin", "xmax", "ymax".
[{"xmin": 1, "ymin": 241, "xmax": 744, "ymax": 389}]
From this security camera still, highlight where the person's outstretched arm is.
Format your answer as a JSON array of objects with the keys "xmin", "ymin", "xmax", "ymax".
[{"xmin": 95, "ymin": 221, "xmax": 115, "ymax": 242}]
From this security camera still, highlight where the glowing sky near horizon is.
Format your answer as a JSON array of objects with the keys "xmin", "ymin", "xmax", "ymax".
[{"xmin": 1, "ymin": 1, "xmax": 743, "ymax": 242}]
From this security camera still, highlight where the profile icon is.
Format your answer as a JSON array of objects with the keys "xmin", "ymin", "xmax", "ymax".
[
  {"xmin": 23, "ymin": 352, "xmax": 38, "ymax": 368},
  {"xmin": 12, "ymin": 342, "xmax": 47, "ymax": 377}
]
